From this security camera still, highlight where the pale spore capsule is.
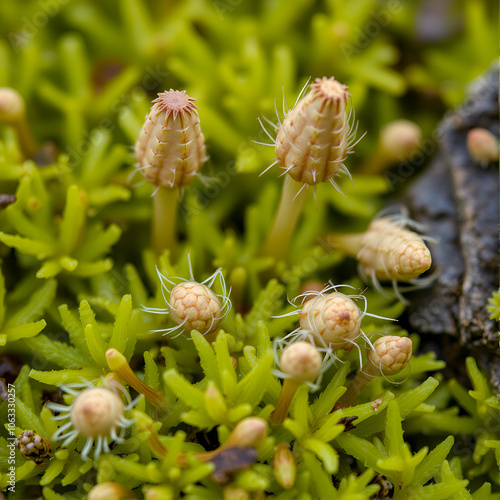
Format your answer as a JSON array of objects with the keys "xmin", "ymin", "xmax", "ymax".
[
  {"xmin": 275, "ymin": 77, "xmax": 351, "ymax": 185},
  {"xmin": 142, "ymin": 262, "xmax": 231, "ymax": 337},
  {"xmin": 299, "ymin": 292, "xmax": 363, "ymax": 350},
  {"xmin": 169, "ymin": 281, "xmax": 224, "ymax": 334},
  {"xmin": 135, "ymin": 89, "xmax": 207, "ymax": 189},
  {"xmin": 357, "ymin": 216, "xmax": 432, "ymax": 283},
  {"xmin": 46, "ymin": 379, "xmax": 137, "ymax": 461}
]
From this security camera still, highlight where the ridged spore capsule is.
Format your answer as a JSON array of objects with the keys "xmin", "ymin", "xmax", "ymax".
[
  {"xmin": 275, "ymin": 77, "xmax": 352, "ymax": 187},
  {"xmin": 135, "ymin": 90, "xmax": 207, "ymax": 189}
]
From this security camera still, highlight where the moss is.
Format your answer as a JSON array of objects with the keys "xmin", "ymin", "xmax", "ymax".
[{"xmin": 0, "ymin": 0, "xmax": 498, "ymax": 499}]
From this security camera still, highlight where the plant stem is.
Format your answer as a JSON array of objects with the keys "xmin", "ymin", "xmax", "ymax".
[
  {"xmin": 270, "ymin": 379, "xmax": 301, "ymax": 426},
  {"xmin": 14, "ymin": 117, "xmax": 36, "ymax": 158},
  {"xmin": 261, "ymin": 176, "xmax": 308, "ymax": 262},
  {"xmin": 325, "ymin": 232, "xmax": 364, "ymax": 257},
  {"xmin": 106, "ymin": 349, "xmax": 167, "ymax": 409},
  {"xmin": 338, "ymin": 366, "xmax": 377, "ymax": 406},
  {"xmin": 357, "ymin": 149, "xmax": 388, "ymax": 175},
  {"xmin": 153, "ymin": 186, "xmax": 178, "ymax": 257}
]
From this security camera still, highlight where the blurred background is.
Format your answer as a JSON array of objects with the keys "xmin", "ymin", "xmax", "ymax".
[
  {"xmin": 0, "ymin": 0, "xmax": 497, "ymax": 172},
  {"xmin": 0, "ymin": 0, "xmax": 497, "ymax": 273}
]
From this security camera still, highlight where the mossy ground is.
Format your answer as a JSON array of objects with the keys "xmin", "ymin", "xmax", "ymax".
[{"xmin": 0, "ymin": 1, "xmax": 498, "ymax": 499}]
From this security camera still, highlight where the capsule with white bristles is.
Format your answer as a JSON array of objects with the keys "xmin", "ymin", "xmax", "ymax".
[
  {"xmin": 142, "ymin": 259, "xmax": 231, "ymax": 337},
  {"xmin": 134, "ymin": 89, "xmax": 208, "ymax": 256},
  {"xmin": 339, "ymin": 335, "xmax": 412, "ymax": 406},
  {"xmin": 46, "ymin": 378, "xmax": 138, "ymax": 461},
  {"xmin": 260, "ymin": 77, "xmax": 363, "ymax": 262},
  {"xmin": 299, "ymin": 292, "xmax": 362, "ymax": 351},
  {"xmin": 326, "ymin": 210, "xmax": 435, "ymax": 303},
  {"xmin": 274, "ymin": 283, "xmax": 394, "ymax": 357}
]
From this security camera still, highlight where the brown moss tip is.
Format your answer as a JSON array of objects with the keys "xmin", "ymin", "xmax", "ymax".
[
  {"xmin": 310, "ymin": 77, "xmax": 350, "ymax": 103},
  {"xmin": 152, "ymin": 89, "xmax": 198, "ymax": 118}
]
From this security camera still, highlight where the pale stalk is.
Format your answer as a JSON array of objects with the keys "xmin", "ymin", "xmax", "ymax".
[
  {"xmin": 153, "ymin": 186, "xmax": 178, "ymax": 257},
  {"xmin": 357, "ymin": 149, "xmax": 388, "ymax": 175},
  {"xmin": 324, "ymin": 232, "xmax": 364, "ymax": 257},
  {"xmin": 269, "ymin": 379, "xmax": 301, "ymax": 426},
  {"xmin": 261, "ymin": 176, "xmax": 308, "ymax": 261},
  {"xmin": 338, "ymin": 363, "xmax": 379, "ymax": 406},
  {"xmin": 14, "ymin": 117, "xmax": 36, "ymax": 157}
]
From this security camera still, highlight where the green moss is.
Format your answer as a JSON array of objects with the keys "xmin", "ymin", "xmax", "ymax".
[{"xmin": 0, "ymin": 0, "xmax": 498, "ymax": 498}]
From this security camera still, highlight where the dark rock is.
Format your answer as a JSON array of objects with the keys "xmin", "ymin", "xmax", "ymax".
[
  {"xmin": 210, "ymin": 446, "xmax": 259, "ymax": 484},
  {"xmin": 404, "ymin": 68, "xmax": 500, "ymax": 391}
]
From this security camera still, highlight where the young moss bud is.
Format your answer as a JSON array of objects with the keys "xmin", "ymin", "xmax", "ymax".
[
  {"xmin": 223, "ymin": 417, "xmax": 268, "ymax": 449},
  {"xmin": 0, "ymin": 88, "xmax": 25, "ymax": 123},
  {"xmin": 380, "ymin": 120, "xmax": 421, "ymax": 161},
  {"xmin": 223, "ymin": 486, "xmax": 249, "ymax": 500},
  {"xmin": 0, "ymin": 87, "xmax": 35, "ymax": 156},
  {"xmin": 87, "ymin": 482, "xmax": 137, "ymax": 500},
  {"xmin": 280, "ymin": 341, "xmax": 322, "ymax": 383},
  {"xmin": 273, "ymin": 443, "xmax": 296, "ymax": 489},
  {"xmin": 192, "ymin": 417, "xmax": 268, "ymax": 463},
  {"xmin": 359, "ymin": 120, "xmax": 421, "ymax": 175},
  {"xmin": 270, "ymin": 342, "xmax": 322, "ymax": 425},
  {"xmin": 135, "ymin": 90, "xmax": 207, "ymax": 189},
  {"xmin": 70, "ymin": 387, "xmax": 124, "ymax": 439},
  {"xmin": 368, "ymin": 336, "xmax": 412, "ymax": 376},
  {"xmin": 169, "ymin": 281, "xmax": 223, "ymax": 334},
  {"xmin": 466, "ymin": 128, "xmax": 498, "ymax": 167},
  {"xmin": 276, "ymin": 77, "xmax": 351, "ymax": 185},
  {"xmin": 300, "ymin": 293, "xmax": 362, "ymax": 350},
  {"xmin": 339, "ymin": 336, "xmax": 412, "ymax": 406},
  {"xmin": 106, "ymin": 348, "xmax": 166, "ymax": 409},
  {"xmin": 15, "ymin": 430, "xmax": 49, "ymax": 464}
]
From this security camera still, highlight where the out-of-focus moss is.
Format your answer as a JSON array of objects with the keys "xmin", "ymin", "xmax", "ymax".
[{"xmin": 0, "ymin": 0, "xmax": 497, "ymax": 498}]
